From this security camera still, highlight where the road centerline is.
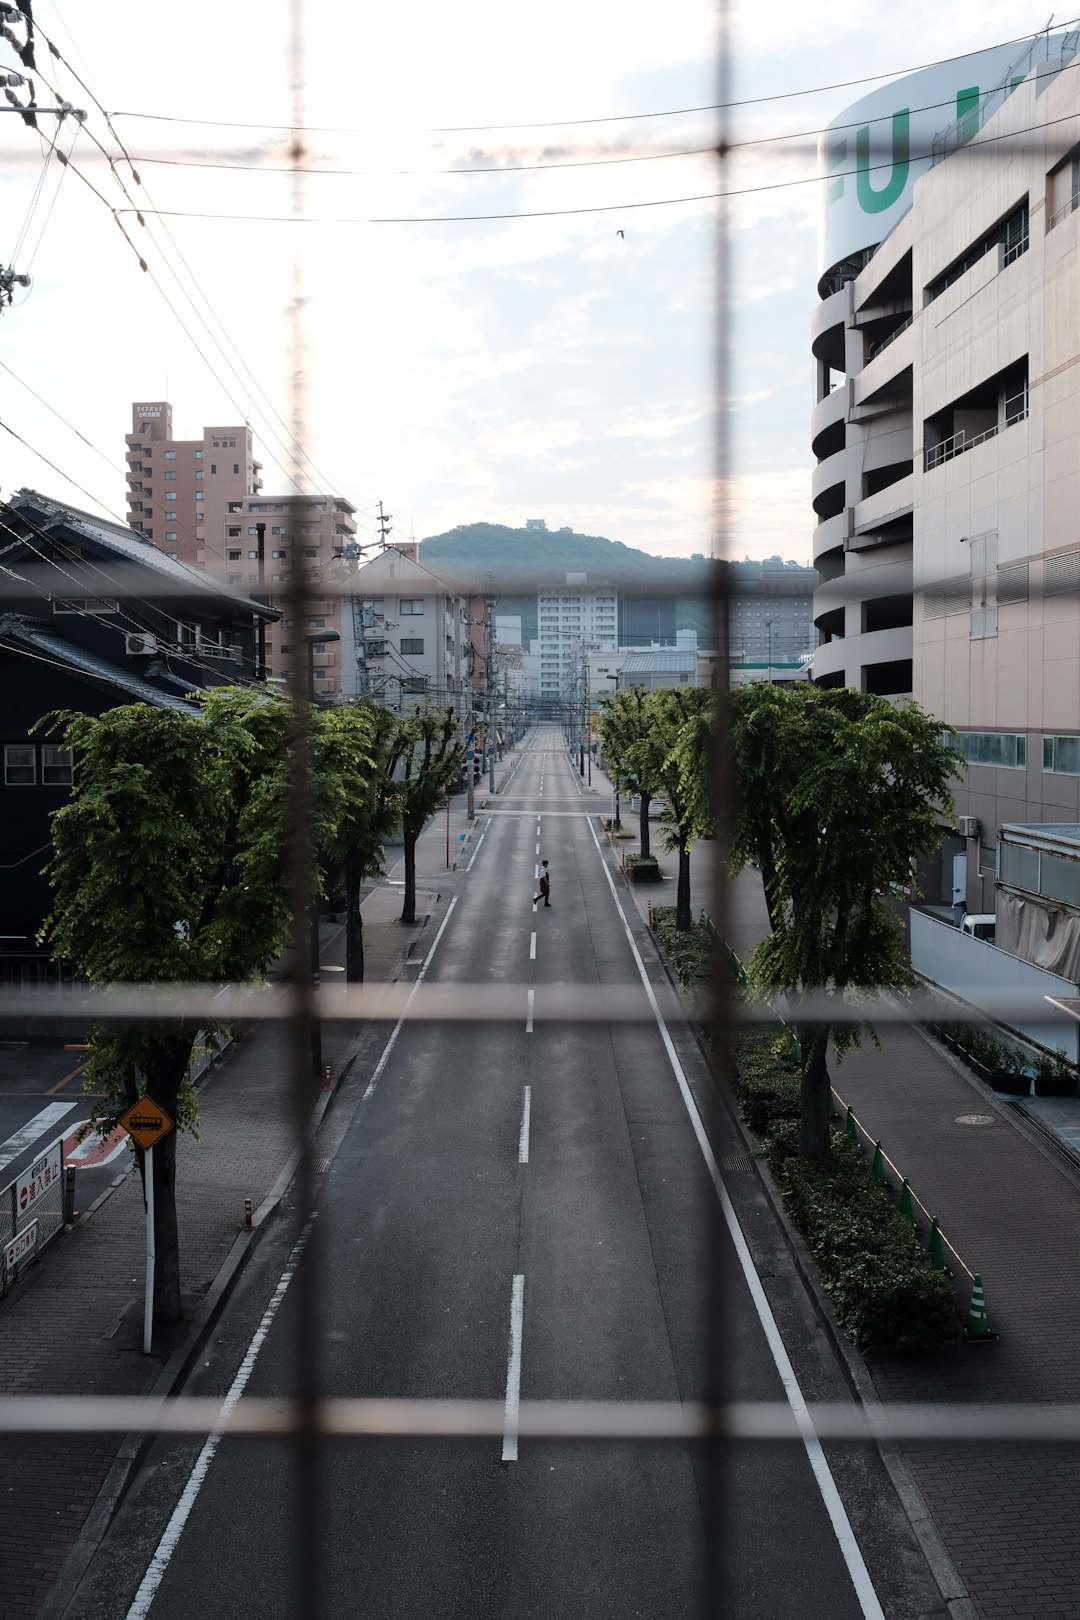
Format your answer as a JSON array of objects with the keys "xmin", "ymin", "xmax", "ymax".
[
  {"xmin": 518, "ymin": 1088, "xmax": 531, "ymax": 1164},
  {"xmin": 501, "ymin": 1273, "xmax": 525, "ymax": 1463}
]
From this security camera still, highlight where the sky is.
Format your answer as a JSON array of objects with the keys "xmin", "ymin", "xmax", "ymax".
[{"xmin": 0, "ymin": 1, "xmax": 1060, "ymax": 564}]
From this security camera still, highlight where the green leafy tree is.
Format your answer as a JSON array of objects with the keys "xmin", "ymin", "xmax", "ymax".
[
  {"xmin": 40, "ymin": 689, "xmax": 299, "ymax": 1323},
  {"xmin": 384, "ymin": 705, "xmax": 465, "ymax": 925},
  {"xmin": 729, "ymin": 684, "xmax": 960, "ymax": 1163},
  {"xmin": 316, "ymin": 701, "xmax": 400, "ymax": 982},
  {"xmin": 595, "ymin": 687, "xmax": 666, "ymax": 855},
  {"xmin": 649, "ymin": 686, "xmax": 718, "ymax": 930}
]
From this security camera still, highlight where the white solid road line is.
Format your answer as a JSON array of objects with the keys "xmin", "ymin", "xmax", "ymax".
[
  {"xmin": 518, "ymin": 1088, "xmax": 531, "ymax": 1164},
  {"xmin": 501, "ymin": 1273, "xmax": 525, "ymax": 1462},
  {"xmin": 362, "ymin": 897, "xmax": 459, "ymax": 1102},
  {"xmin": 465, "ymin": 817, "xmax": 491, "ymax": 872},
  {"xmin": 0, "ymin": 1102, "xmax": 79, "ymax": 1174},
  {"xmin": 529, "ymin": 932, "xmax": 536, "ymax": 960},
  {"xmin": 586, "ymin": 819, "xmax": 886, "ymax": 1620},
  {"xmin": 526, "ymin": 989, "xmax": 534, "ymax": 1034},
  {"xmin": 125, "ymin": 1220, "xmax": 314, "ymax": 1620}
]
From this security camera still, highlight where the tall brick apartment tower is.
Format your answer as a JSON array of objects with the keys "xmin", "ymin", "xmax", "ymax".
[{"xmin": 124, "ymin": 401, "xmax": 262, "ymax": 572}]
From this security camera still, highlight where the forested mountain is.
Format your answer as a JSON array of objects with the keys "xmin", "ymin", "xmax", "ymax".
[{"xmin": 418, "ymin": 522, "xmax": 712, "ymax": 593}]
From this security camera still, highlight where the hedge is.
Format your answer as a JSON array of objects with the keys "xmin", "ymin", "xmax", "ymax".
[
  {"xmin": 651, "ymin": 905, "xmax": 713, "ymax": 993},
  {"xmin": 727, "ymin": 1029, "xmax": 958, "ymax": 1351}
]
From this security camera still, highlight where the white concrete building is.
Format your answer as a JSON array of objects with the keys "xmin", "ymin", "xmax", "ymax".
[
  {"xmin": 537, "ymin": 574, "xmax": 619, "ymax": 704},
  {"xmin": 350, "ymin": 549, "xmax": 470, "ymax": 713},
  {"xmin": 812, "ymin": 31, "xmax": 1080, "ymax": 914}
]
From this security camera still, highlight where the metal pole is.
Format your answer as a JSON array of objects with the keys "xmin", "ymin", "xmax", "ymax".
[
  {"xmin": 143, "ymin": 1145, "xmax": 155, "ymax": 1355},
  {"xmin": 446, "ymin": 794, "xmax": 450, "ymax": 868}
]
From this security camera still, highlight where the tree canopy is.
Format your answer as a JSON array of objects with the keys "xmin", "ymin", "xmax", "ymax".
[{"xmin": 729, "ymin": 683, "xmax": 961, "ymax": 1161}]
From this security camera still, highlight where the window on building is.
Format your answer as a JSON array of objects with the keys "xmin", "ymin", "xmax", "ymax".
[
  {"xmin": 249, "ymin": 551, "xmax": 259, "ymax": 560},
  {"xmin": 401, "ymin": 637, "xmax": 425, "ymax": 655},
  {"xmin": 4, "ymin": 743, "xmax": 35, "ymax": 784},
  {"xmin": 210, "ymin": 464, "xmax": 217, "ymax": 474},
  {"xmin": 1044, "ymin": 736, "xmax": 1080, "ymax": 775},
  {"xmin": 227, "ymin": 573, "xmax": 241, "ymax": 584},
  {"xmin": 400, "ymin": 599, "xmax": 424, "ymax": 615},
  {"xmin": 926, "ymin": 199, "xmax": 1028, "ymax": 301},
  {"xmin": 233, "ymin": 463, "xmax": 240, "ymax": 474},
  {"xmin": 272, "ymin": 526, "xmax": 287, "ymax": 536},
  {"xmin": 228, "ymin": 527, "xmax": 241, "ymax": 538},
  {"xmin": 165, "ymin": 512, "xmax": 177, "ymax": 521},
  {"xmin": 195, "ymin": 451, "xmax": 204, "ymax": 460},
  {"xmin": 165, "ymin": 531, "xmax": 178, "ymax": 541},
  {"xmin": 164, "ymin": 450, "xmax": 176, "ymax": 460},
  {"xmin": 957, "ymin": 732, "xmax": 1027, "ymax": 769},
  {"xmin": 196, "ymin": 471, "xmax": 204, "ymax": 481},
  {"xmin": 164, "ymin": 471, "xmax": 176, "ymax": 481},
  {"xmin": 228, "ymin": 551, "xmax": 241, "ymax": 561}
]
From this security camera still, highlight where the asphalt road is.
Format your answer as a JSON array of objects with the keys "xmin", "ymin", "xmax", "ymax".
[
  {"xmin": 66, "ymin": 727, "xmax": 945, "ymax": 1620},
  {"xmin": 0, "ymin": 1044, "xmax": 129, "ymax": 1215}
]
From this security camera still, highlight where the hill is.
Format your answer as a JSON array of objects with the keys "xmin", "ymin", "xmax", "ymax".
[{"xmin": 418, "ymin": 522, "xmax": 712, "ymax": 594}]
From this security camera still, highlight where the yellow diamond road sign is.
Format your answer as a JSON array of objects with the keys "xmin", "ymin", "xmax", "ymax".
[{"xmin": 118, "ymin": 1095, "xmax": 175, "ymax": 1151}]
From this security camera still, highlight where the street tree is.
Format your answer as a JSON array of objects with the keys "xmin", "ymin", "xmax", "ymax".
[
  {"xmin": 649, "ymin": 686, "xmax": 718, "ymax": 930},
  {"xmin": 40, "ymin": 689, "xmax": 299, "ymax": 1323},
  {"xmin": 316, "ymin": 701, "xmax": 400, "ymax": 982},
  {"xmin": 385, "ymin": 705, "xmax": 465, "ymax": 925},
  {"xmin": 729, "ymin": 683, "xmax": 960, "ymax": 1162},
  {"xmin": 595, "ymin": 687, "xmax": 665, "ymax": 856}
]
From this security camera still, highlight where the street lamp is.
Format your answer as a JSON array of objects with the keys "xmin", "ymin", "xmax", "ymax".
[{"xmin": 304, "ymin": 628, "xmax": 340, "ymax": 702}]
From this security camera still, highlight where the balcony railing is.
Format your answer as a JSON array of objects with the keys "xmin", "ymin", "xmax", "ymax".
[
  {"xmin": 1050, "ymin": 190, "xmax": 1080, "ymax": 229},
  {"xmin": 866, "ymin": 314, "xmax": 912, "ymax": 361},
  {"xmin": 1001, "ymin": 232, "xmax": 1029, "ymax": 268},
  {"xmin": 924, "ymin": 389, "xmax": 1029, "ymax": 471}
]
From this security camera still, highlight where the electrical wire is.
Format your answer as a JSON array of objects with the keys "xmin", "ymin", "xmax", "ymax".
[
  {"xmin": 31, "ymin": 23, "xmax": 379, "ymax": 519},
  {"xmin": 128, "ymin": 144, "xmax": 719, "ymax": 179},
  {"xmin": 102, "ymin": 19, "xmax": 1080, "ymax": 134}
]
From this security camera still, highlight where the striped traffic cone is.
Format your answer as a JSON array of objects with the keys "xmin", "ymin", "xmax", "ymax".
[{"xmin": 964, "ymin": 1273, "xmax": 998, "ymax": 1342}]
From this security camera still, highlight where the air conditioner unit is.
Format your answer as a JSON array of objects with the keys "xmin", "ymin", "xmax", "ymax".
[
  {"xmin": 125, "ymin": 632, "xmax": 158, "ymax": 656},
  {"xmin": 957, "ymin": 815, "xmax": 980, "ymax": 839}
]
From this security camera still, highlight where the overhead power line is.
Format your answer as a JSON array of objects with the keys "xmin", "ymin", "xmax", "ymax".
[{"xmin": 102, "ymin": 19, "xmax": 1080, "ymax": 134}]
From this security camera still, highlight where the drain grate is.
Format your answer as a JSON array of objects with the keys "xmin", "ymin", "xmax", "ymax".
[
  {"xmin": 721, "ymin": 1153, "xmax": 754, "ymax": 1174},
  {"xmin": 307, "ymin": 1158, "xmax": 330, "ymax": 1175}
]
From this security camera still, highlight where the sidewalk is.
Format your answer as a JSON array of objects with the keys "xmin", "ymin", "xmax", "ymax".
[
  {"xmin": 619, "ymin": 805, "xmax": 1080, "ymax": 1620},
  {"xmin": 0, "ymin": 781, "xmax": 489, "ymax": 1620}
]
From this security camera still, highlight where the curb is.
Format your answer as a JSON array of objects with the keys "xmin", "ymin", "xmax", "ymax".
[{"xmin": 604, "ymin": 845, "xmax": 978, "ymax": 1620}]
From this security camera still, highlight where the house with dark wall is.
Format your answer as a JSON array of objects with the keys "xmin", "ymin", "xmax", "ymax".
[{"xmin": 0, "ymin": 488, "xmax": 279, "ymax": 975}]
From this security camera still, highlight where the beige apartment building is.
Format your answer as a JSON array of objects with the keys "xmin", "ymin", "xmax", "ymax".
[
  {"xmin": 811, "ymin": 35, "xmax": 1080, "ymax": 914},
  {"xmin": 125, "ymin": 401, "xmax": 262, "ymax": 566},
  {"xmin": 125, "ymin": 402, "xmax": 357, "ymax": 698}
]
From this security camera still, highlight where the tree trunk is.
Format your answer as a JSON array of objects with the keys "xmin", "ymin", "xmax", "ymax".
[
  {"xmin": 639, "ymin": 793, "xmax": 651, "ymax": 859},
  {"xmin": 345, "ymin": 861, "xmax": 365, "ymax": 983},
  {"xmin": 798, "ymin": 1029, "xmax": 832, "ymax": 1163},
  {"xmin": 675, "ymin": 838, "xmax": 692, "ymax": 930},
  {"xmin": 151, "ymin": 1128, "xmax": 183, "ymax": 1323},
  {"xmin": 401, "ymin": 827, "xmax": 417, "ymax": 924}
]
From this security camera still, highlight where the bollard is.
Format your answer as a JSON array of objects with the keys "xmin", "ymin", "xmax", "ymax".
[
  {"xmin": 929, "ymin": 1216, "xmax": 946, "ymax": 1271},
  {"xmin": 786, "ymin": 1028, "xmax": 799, "ymax": 1067},
  {"xmin": 964, "ymin": 1273, "xmax": 997, "ymax": 1342},
  {"xmin": 64, "ymin": 1164, "xmax": 77, "ymax": 1225},
  {"xmin": 243, "ymin": 1198, "xmax": 253, "ymax": 1232},
  {"xmin": 899, "ymin": 1177, "xmax": 915, "ymax": 1225},
  {"xmin": 844, "ymin": 1105, "xmax": 858, "ymax": 1144},
  {"xmin": 647, "ymin": 902, "xmax": 653, "ymax": 927},
  {"xmin": 871, "ymin": 1141, "xmax": 885, "ymax": 1184},
  {"xmin": 323, "ymin": 1064, "xmax": 333, "ymax": 1093}
]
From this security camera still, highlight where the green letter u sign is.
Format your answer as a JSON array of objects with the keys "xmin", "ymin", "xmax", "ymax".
[{"xmin": 856, "ymin": 109, "xmax": 910, "ymax": 215}]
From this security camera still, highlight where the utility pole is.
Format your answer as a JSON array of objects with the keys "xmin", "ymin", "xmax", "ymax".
[
  {"xmin": 486, "ymin": 595, "xmax": 497, "ymax": 794},
  {"xmin": 376, "ymin": 501, "xmax": 393, "ymax": 546}
]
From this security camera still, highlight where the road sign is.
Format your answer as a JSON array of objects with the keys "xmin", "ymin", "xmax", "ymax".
[
  {"xmin": 17, "ymin": 1141, "xmax": 61, "ymax": 1215},
  {"xmin": 118, "ymin": 1095, "xmax": 175, "ymax": 1151},
  {"xmin": 5, "ymin": 1220, "xmax": 37, "ymax": 1272}
]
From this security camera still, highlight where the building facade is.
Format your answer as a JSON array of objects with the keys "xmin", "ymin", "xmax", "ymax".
[
  {"xmin": 812, "ymin": 31, "xmax": 1080, "ymax": 913},
  {"xmin": 536, "ymin": 575, "xmax": 619, "ymax": 704},
  {"xmin": 125, "ymin": 401, "xmax": 262, "ymax": 566},
  {"xmin": 350, "ymin": 549, "xmax": 471, "ymax": 715}
]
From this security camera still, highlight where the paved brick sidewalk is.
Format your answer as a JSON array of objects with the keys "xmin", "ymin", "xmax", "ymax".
[
  {"xmin": 723, "ymin": 862, "xmax": 1080, "ymax": 1620},
  {"xmin": 0, "ymin": 779, "xmax": 488, "ymax": 1620}
]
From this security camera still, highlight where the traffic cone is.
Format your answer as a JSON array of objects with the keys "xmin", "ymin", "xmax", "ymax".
[
  {"xmin": 929, "ymin": 1217, "xmax": 946, "ymax": 1271},
  {"xmin": 899, "ymin": 1178, "xmax": 914, "ymax": 1225},
  {"xmin": 844, "ymin": 1105, "xmax": 858, "ymax": 1144},
  {"xmin": 964, "ymin": 1273, "xmax": 997, "ymax": 1342},
  {"xmin": 871, "ymin": 1141, "xmax": 885, "ymax": 1183}
]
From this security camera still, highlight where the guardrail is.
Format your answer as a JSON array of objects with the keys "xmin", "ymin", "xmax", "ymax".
[{"xmin": 924, "ymin": 388, "xmax": 1028, "ymax": 471}]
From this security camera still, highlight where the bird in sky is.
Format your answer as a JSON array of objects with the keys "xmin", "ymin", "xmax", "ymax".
[{"xmin": 616, "ymin": 229, "xmax": 625, "ymax": 238}]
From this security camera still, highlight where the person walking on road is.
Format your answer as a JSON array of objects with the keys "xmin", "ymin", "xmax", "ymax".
[{"xmin": 533, "ymin": 860, "xmax": 551, "ymax": 908}]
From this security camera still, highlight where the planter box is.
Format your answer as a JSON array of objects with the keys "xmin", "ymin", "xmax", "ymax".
[
  {"xmin": 628, "ymin": 863, "xmax": 662, "ymax": 883},
  {"xmin": 1034, "ymin": 1073, "xmax": 1077, "ymax": 1098},
  {"xmin": 989, "ymin": 1071, "xmax": 1030, "ymax": 1096}
]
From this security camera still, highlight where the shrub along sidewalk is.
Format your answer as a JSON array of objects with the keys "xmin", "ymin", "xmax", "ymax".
[{"xmin": 649, "ymin": 906, "xmax": 960, "ymax": 1351}]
